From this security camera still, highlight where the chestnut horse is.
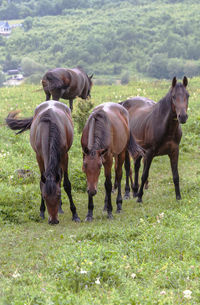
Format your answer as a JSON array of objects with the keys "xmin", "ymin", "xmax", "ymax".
[
  {"xmin": 6, "ymin": 100, "xmax": 80, "ymax": 224},
  {"xmin": 42, "ymin": 67, "xmax": 93, "ymax": 111},
  {"xmin": 121, "ymin": 76, "xmax": 189, "ymax": 202},
  {"xmin": 81, "ymin": 102, "xmax": 143, "ymax": 221}
]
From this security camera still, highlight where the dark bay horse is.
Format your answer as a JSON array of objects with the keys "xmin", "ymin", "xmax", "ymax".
[
  {"xmin": 81, "ymin": 102, "xmax": 143, "ymax": 221},
  {"xmin": 121, "ymin": 76, "xmax": 189, "ymax": 202},
  {"xmin": 6, "ymin": 100, "xmax": 80, "ymax": 224},
  {"xmin": 42, "ymin": 67, "xmax": 93, "ymax": 111}
]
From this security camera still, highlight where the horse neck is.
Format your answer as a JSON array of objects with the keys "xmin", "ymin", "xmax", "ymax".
[{"xmin": 157, "ymin": 92, "xmax": 177, "ymax": 124}]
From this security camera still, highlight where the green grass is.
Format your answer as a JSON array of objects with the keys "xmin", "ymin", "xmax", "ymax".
[{"xmin": 0, "ymin": 78, "xmax": 200, "ymax": 304}]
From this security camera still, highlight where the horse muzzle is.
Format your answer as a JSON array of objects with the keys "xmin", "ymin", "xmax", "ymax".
[
  {"xmin": 87, "ymin": 189, "xmax": 97, "ymax": 196},
  {"xmin": 178, "ymin": 113, "xmax": 188, "ymax": 124},
  {"xmin": 48, "ymin": 217, "xmax": 59, "ymax": 225}
]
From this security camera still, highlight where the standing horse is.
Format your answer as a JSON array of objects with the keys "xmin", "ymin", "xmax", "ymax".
[
  {"xmin": 121, "ymin": 76, "xmax": 189, "ymax": 202},
  {"xmin": 42, "ymin": 67, "xmax": 93, "ymax": 111},
  {"xmin": 81, "ymin": 102, "xmax": 143, "ymax": 221},
  {"xmin": 6, "ymin": 100, "xmax": 80, "ymax": 224}
]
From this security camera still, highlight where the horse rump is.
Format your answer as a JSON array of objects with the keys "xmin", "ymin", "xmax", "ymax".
[
  {"xmin": 6, "ymin": 111, "xmax": 33, "ymax": 134},
  {"xmin": 43, "ymin": 71, "xmax": 67, "ymax": 91}
]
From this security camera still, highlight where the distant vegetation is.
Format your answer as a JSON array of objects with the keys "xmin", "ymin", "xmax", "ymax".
[{"xmin": 0, "ymin": 0, "xmax": 200, "ymax": 80}]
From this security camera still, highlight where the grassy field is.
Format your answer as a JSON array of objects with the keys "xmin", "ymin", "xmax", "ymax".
[{"xmin": 0, "ymin": 78, "xmax": 200, "ymax": 304}]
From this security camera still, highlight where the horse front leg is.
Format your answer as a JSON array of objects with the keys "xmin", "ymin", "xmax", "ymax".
[
  {"xmin": 86, "ymin": 194, "xmax": 94, "ymax": 221},
  {"xmin": 104, "ymin": 156, "xmax": 113, "ymax": 219},
  {"xmin": 62, "ymin": 154, "xmax": 80, "ymax": 222},
  {"xmin": 169, "ymin": 147, "xmax": 181, "ymax": 200},
  {"xmin": 115, "ymin": 150, "xmax": 126, "ymax": 212},
  {"xmin": 137, "ymin": 152, "xmax": 153, "ymax": 203},
  {"xmin": 40, "ymin": 193, "xmax": 45, "ymax": 219}
]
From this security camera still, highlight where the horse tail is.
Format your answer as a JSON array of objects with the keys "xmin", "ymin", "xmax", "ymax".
[
  {"xmin": 44, "ymin": 72, "xmax": 65, "ymax": 91},
  {"xmin": 127, "ymin": 132, "xmax": 144, "ymax": 160},
  {"xmin": 6, "ymin": 111, "xmax": 33, "ymax": 135}
]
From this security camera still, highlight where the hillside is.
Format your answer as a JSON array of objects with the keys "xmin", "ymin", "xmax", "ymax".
[{"xmin": 0, "ymin": 0, "xmax": 200, "ymax": 80}]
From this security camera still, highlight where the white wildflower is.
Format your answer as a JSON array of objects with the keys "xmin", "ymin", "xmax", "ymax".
[
  {"xmin": 80, "ymin": 269, "xmax": 87, "ymax": 274},
  {"xmin": 160, "ymin": 290, "xmax": 166, "ymax": 295},
  {"xmin": 183, "ymin": 290, "xmax": 192, "ymax": 299},
  {"xmin": 131, "ymin": 273, "xmax": 136, "ymax": 279},
  {"xmin": 12, "ymin": 270, "xmax": 20, "ymax": 278},
  {"xmin": 95, "ymin": 277, "xmax": 100, "ymax": 284}
]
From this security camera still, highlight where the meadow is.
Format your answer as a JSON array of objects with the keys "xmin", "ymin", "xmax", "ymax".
[{"xmin": 0, "ymin": 78, "xmax": 200, "ymax": 304}]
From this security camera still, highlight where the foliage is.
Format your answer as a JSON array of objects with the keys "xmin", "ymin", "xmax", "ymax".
[
  {"xmin": 73, "ymin": 98, "xmax": 94, "ymax": 134},
  {"xmin": 0, "ymin": 1, "xmax": 200, "ymax": 78}
]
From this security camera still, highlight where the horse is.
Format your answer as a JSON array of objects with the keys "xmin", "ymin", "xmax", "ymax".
[
  {"xmin": 41, "ymin": 67, "xmax": 93, "ymax": 111},
  {"xmin": 121, "ymin": 76, "xmax": 189, "ymax": 203},
  {"xmin": 81, "ymin": 102, "xmax": 143, "ymax": 221},
  {"xmin": 6, "ymin": 100, "xmax": 80, "ymax": 224}
]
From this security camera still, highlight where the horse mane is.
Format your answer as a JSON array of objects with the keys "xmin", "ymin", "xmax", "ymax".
[
  {"xmin": 40, "ymin": 110, "xmax": 61, "ymax": 195},
  {"xmin": 88, "ymin": 110, "xmax": 110, "ymax": 154}
]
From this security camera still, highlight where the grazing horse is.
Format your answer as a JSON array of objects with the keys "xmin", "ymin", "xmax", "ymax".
[
  {"xmin": 81, "ymin": 102, "xmax": 143, "ymax": 221},
  {"xmin": 42, "ymin": 67, "xmax": 93, "ymax": 111},
  {"xmin": 6, "ymin": 100, "xmax": 80, "ymax": 224},
  {"xmin": 121, "ymin": 76, "xmax": 189, "ymax": 202}
]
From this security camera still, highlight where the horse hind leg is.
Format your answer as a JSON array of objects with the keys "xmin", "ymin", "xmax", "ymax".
[{"xmin": 132, "ymin": 156, "xmax": 142, "ymax": 197}]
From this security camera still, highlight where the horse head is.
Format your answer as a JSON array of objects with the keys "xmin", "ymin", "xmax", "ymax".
[
  {"xmin": 82, "ymin": 147, "xmax": 107, "ymax": 197},
  {"xmin": 171, "ymin": 76, "xmax": 189, "ymax": 124},
  {"xmin": 41, "ymin": 173, "xmax": 61, "ymax": 224}
]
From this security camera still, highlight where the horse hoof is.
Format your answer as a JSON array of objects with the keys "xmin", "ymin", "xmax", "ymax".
[
  {"xmin": 176, "ymin": 195, "xmax": 181, "ymax": 200},
  {"xmin": 116, "ymin": 209, "xmax": 122, "ymax": 214},
  {"xmin": 124, "ymin": 193, "xmax": 130, "ymax": 200},
  {"xmin": 107, "ymin": 213, "xmax": 113, "ymax": 219},
  {"xmin": 137, "ymin": 197, "xmax": 142, "ymax": 203},
  {"xmin": 40, "ymin": 212, "xmax": 45, "ymax": 219},
  {"xmin": 133, "ymin": 192, "xmax": 138, "ymax": 198},
  {"xmin": 73, "ymin": 216, "xmax": 81, "ymax": 222},
  {"xmin": 58, "ymin": 208, "xmax": 64, "ymax": 214},
  {"xmin": 85, "ymin": 215, "xmax": 93, "ymax": 222}
]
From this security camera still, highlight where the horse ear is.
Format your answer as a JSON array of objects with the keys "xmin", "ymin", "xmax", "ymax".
[
  {"xmin": 83, "ymin": 147, "xmax": 89, "ymax": 155},
  {"xmin": 41, "ymin": 175, "xmax": 46, "ymax": 184},
  {"xmin": 172, "ymin": 76, "xmax": 177, "ymax": 88},
  {"xmin": 89, "ymin": 73, "xmax": 94, "ymax": 79},
  {"xmin": 183, "ymin": 76, "xmax": 188, "ymax": 87}
]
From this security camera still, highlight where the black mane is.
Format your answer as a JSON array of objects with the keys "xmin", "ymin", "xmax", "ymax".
[
  {"xmin": 89, "ymin": 110, "xmax": 110, "ymax": 154},
  {"xmin": 40, "ymin": 110, "xmax": 61, "ymax": 195}
]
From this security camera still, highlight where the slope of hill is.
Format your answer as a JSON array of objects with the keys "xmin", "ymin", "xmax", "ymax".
[{"xmin": 0, "ymin": 0, "xmax": 200, "ymax": 80}]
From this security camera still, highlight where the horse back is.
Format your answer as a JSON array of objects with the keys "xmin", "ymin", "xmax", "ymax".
[
  {"xmin": 96, "ymin": 103, "xmax": 130, "ymax": 154},
  {"xmin": 30, "ymin": 101, "xmax": 73, "ymax": 155}
]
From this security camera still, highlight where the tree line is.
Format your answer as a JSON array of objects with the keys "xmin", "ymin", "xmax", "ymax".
[{"xmin": 0, "ymin": 0, "xmax": 199, "ymax": 83}]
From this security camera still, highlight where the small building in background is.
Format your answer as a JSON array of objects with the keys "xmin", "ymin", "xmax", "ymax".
[{"xmin": 0, "ymin": 21, "xmax": 11, "ymax": 36}]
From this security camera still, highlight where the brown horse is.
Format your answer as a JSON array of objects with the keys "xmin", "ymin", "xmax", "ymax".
[
  {"xmin": 42, "ymin": 67, "xmax": 93, "ymax": 111},
  {"xmin": 81, "ymin": 102, "xmax": 143, "ymax": 221},
  {"xmin": 6, "ymin": 100, "xmax": 80, "ymax": 224},
  {"xmin": 121, "ymin": 76, "xmax": 189, "ymax": 202}
]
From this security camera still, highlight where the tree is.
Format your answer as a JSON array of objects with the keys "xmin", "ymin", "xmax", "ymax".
[{"xmin": 23, "ymin": 17, "xmax": 33, "ymax": 32}]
